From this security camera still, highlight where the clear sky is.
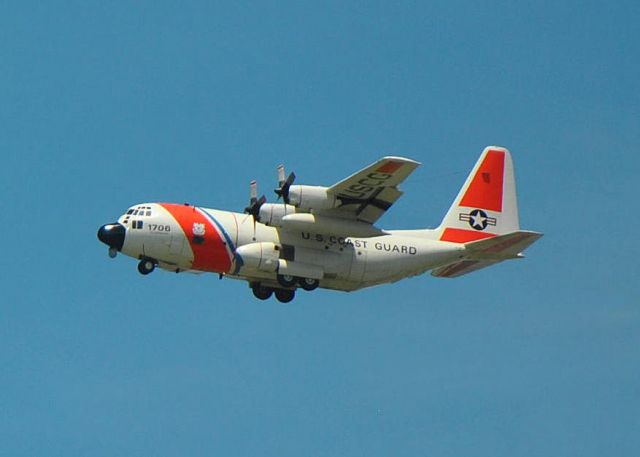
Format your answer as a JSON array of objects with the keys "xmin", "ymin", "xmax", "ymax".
[{"xmin": 1, "ymin": 1, "xmax": 638, "ymax": 456}]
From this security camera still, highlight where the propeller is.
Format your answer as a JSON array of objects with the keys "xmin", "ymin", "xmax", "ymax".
[
  {"xmin": 244, "ymin": 180, "xmax": 266, "ymax": 222},
  {"xmin": 274, "ymin": 164, "xmax": 295, "ymax": 204}
]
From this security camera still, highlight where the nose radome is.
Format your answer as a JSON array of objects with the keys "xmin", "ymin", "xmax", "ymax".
[{"xmin": 97, "ymin": 223, "xmax": 126, "ymax": 251}]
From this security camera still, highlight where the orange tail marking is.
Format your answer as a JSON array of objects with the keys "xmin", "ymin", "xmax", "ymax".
[{"xmin": 459, "ymin": 149, "xmax": 505, "ymax": 212}]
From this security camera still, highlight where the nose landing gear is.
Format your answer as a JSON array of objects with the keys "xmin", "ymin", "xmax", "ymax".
[
  {"xmin": 137, "ymin": 259, "xmax": 156, "ymax": 275},
  {"xmin": 108, "ymin": 247, "xmax": 118, "ymax": 258}
]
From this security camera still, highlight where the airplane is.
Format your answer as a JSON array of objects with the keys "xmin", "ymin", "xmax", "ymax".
[{"xmin": 97, "ymin": 146, "xmax": 542, "ymax": 303}]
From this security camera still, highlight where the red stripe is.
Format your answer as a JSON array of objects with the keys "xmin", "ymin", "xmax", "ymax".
[
  {"xmin": 440, "ymin": 228, "xmax": 496, "ymax": 243},
  {"xmin": 160, "ymin": 203, "xmax": 232, "ymax": 273},
  {"xmin": 377, "ymin": 161, "xmax": 403, "ymax": 173},
  {"xmin": 459, "ymin": 150, "xmax": 505, "ymax": 212}
]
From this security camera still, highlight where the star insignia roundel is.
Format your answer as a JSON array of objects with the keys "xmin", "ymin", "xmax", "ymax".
[
  {"xmin": 458, "ymin": 209, "xmax": 497, "ymax": 231},
  {"xmin": 469, "ymin": 209, "xmax": 489, "ymax": 230}
]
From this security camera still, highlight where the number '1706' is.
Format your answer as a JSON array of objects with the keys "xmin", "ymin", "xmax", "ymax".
[{"xmin": 148, "ymin": 224, "xmax": 171, "ymax": 232}]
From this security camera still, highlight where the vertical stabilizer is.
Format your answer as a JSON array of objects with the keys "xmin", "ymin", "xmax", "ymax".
[{"xmin": 437, "ymin": 146, "xmax": 519, "ymax": 243}]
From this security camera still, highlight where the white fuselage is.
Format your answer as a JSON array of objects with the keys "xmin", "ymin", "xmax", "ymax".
[{"xmin": 111, "ymin": 202, "xmax": 465, "ymax": 292}]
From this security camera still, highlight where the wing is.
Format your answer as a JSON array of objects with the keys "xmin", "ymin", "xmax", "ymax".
[{"xmin": 323, "ymin": 156, "xmax": 421, "ymax": 224}]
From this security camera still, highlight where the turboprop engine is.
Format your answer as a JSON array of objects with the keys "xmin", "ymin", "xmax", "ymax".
[
  {"xmin": 235, "ymin": 242, "xmax": 280, "ymax": 272},
  {"xmin": 257, "ymin": 203, "xmax": 383, "ymax": 237},
  {"xmin": 252, "ymin": 165, "xmax": 384, "ymax": 237},
  {"xmin": 235, "ymin": 242, "xmax": 324, "ymax": 280},
  {"xmin": 258, "ymin": 203, "xmax": 297, "ymax": 227},
  {"xmin": 287, "ymin": 185, "xmax": 338, "ymax": 212}
]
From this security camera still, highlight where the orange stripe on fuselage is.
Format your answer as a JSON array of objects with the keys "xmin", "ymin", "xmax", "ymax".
[
  {"xmin": 160, "ymin": 203, "xmax": 232, "ymax": 273},
  {"xmin": 459, "ymin": 149, "xmax": 505, "ymax": 212},
  {"xmin": 440, "ymin": 228, "xmax": 496, "ymax": 243}
]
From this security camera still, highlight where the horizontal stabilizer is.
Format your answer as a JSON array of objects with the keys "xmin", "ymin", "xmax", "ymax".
[
  {"xmin": 432, "ymin": 230, "xmax": 542, "ymax": 278},
  {"xmin": 464, "ymin": 230, "xmax": 543, "ymax": 260},
  {"xmin": 431, "ymin": 259, "xmax": 501, "ymax": 278}
]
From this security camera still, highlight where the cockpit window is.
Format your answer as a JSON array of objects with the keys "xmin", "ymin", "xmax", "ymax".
[
  {"xmin": 123, "ymin": 206, "xmax": 153, "ymax": 225},
  {"xmin": 129, "ymin": 220, "xmax": 144, "ymax": 229}
]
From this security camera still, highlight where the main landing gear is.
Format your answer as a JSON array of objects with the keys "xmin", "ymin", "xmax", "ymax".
[
  {"xmin": 277, "ymin": 274, "xmax": 319, "ymax": 291},
  {"xmin": 137, "ymin": 258, "xmax": 156, "ymax": 275},
  {"xmin": 251, "ymin": 282, "xmax": 306, "ymax": 303},
  {"xmin": 252, "ymin": 283, "xmax": 295, "ymax": 303},
  {"xmin": 253, "ymin": 275, "xmax": 320, "ymax": 303},
  {"xmin": 274, "ymin": 289, "xmax": 295, "ymax": 303},
  {"xmin": 251, "ymin": 284, "xmax": 274, "ymax": 300}
]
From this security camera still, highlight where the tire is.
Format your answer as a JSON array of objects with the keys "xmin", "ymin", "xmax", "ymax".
[
  {"xmin": 298, "ymin": 277, "xmax": 319, "ymax": 291},
  {"xmin": 251, "ymin": 284, "xmax": 273, "ymax": 300},
  {"xmin": 277, "ymin": 274, "xmax": 297, "ymax": 288},
  {"xmin": 275, "ymin": 288, "xmax": 295, "ymax": 303},
  {"xmin": 138, "ymin": 259, "xmax": 155, "ymax": 275}
]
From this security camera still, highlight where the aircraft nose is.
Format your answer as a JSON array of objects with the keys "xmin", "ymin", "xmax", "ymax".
[{"xmin": 97, "ymin": 223, "xmax": 126, "ymax": 251}]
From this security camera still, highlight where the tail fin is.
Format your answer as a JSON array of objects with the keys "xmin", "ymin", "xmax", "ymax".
[{"xmin": 437, "ymin": 146, "xmax": 519, "ymax": 243}]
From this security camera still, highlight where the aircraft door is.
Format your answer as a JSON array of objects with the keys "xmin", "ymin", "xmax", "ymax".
[{"xmin": 348, "ymin": 248, "xmax": 367, "ymax": 282}]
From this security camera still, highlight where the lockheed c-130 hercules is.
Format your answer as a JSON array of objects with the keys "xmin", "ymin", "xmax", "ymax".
[{"xmin": 97, "ymin": 146, "xmax": 542, "ymax": 303}]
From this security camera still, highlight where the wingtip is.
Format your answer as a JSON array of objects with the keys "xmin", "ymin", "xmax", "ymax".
[{"xmin": 381, "ymin": 156, "xmax": 421, "ymax": 166}]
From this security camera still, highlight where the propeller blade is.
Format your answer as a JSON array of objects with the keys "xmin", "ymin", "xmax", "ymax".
[
  {"xmin": 275, "ymin": 168, "xmax": 296, "ymax": 204},
  {"xmin": 277, "ymin": 165, "xmax": 286, "ymax": 188},
  {"xmin": 244, "ymin": 178, "xmax": 266, "ymax": 222},
  {"xmin": 249, "ymin": 180, "xmax": 257, "ymax": 204},
  {"xmin": 285, "ymin": 171, "xmax": 296, "ymax": 187}
]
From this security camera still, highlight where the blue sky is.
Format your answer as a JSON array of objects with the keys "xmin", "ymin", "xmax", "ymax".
[{"xmin": 1, "ymin": 1, "xmax": 638, "ymax": 456}]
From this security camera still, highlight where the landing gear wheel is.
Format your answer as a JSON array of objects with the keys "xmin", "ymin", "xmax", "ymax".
[
  {"xmin": 137, "ymin": 259, "xmax": 156, "ymax": 275},
  {"xmin": 277, "ymin": 274, "xmax": 297, "ymax": 288},
  {"xmin": 251, "ymin": 284, "xmax": 273, "ymax": 300},
  {"xmin": 108, "ymin": 247, "xmax": 118, "ymax": 258},
  {"xmin": 298, "ymin": 277, "xmax": 319, "ymax": 291},
  {"xmin": 275, "ymin": 288, "xmax": 295, "ymax": 303}
]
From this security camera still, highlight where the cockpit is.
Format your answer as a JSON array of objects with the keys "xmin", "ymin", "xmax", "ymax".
[{"xmin": 121, "ymin": 204, "xmax": 155, "ymax": 230}]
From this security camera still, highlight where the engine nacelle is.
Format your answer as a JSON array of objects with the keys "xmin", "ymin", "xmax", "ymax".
[
  {"xmin": 234, "ymin": 242, "xmax": 280, "ymax": 272},
  {"xmin": 281, "ymin": 213, "xmax": 384, "ymax": 237},
  {"xmin": 234, "ymin": 242, "xmax": 325, "ymax": 280},
  {"xmin": 287, "ymin": 185, "xmax": 337, "ymax": 211},
  {"xmin": 258, "ymin": 203, "xmax": 297, "ymax": 227}
]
